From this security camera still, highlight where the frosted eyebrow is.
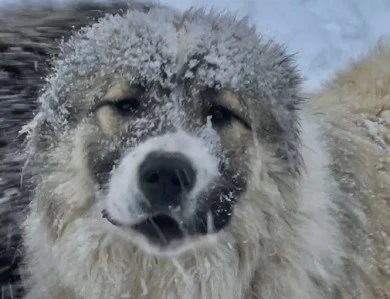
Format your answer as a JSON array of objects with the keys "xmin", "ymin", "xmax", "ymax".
[
  {"xmin": 102, "ymin": 83, "xmax": 141, "ymax": 102},
  {"xmin": 214, "ymin": 90, "xmax": 251, "ymax": 128},
  {"xmin": 215, "ymin": 91, "xmax": 242, "ymax": 112},
  {"xmin": 92, "ymin": 83, "xmax": 143, "ymax": 112}
]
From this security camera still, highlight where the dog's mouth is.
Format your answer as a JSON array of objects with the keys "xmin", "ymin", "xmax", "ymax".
[
  {"xmin": 132, "ymin": 214, "xmax": 184, "ymax": 245},
  {"xmin": 102, "ymin": 210, "xmax": 184, "ymax": 246},
  {"xmin": 100, "ymin": 180, "xmax": 241, "ymax": 250}
]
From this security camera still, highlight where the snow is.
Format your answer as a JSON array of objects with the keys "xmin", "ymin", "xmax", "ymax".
[
  {"xmin": 0, "ymin": 1, "xmax": 388, "ymax": 297},
  {"xmin": 363, "ymin": 119, "xmax": 387, "ymax": 148},
  {"xmin": 1, "ymin": 0, "xmax": 390, "ymax": 91}
]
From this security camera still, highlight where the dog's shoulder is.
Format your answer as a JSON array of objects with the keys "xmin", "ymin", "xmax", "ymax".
[{"xmin": 307, "ymin": 41, "xmax": 390, "ymax": 298}]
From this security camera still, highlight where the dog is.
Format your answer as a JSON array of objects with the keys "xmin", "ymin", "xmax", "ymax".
[{"xmin": 0, "ymin": 1, "xmax": 388, "ymax": 298}]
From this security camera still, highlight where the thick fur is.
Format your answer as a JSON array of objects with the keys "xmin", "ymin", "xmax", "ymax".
[
  {"xmin": 308, "ymin": 41, "xmax": 390, "ymax": 298},
  {"xmin": 0, "ymin": 2, "xmax": 388, "ymax": 299}
]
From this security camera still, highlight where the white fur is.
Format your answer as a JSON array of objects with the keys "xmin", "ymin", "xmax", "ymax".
[{"xmin": 105, "ymin": 130, "xmax": 219, "ymax": 228}]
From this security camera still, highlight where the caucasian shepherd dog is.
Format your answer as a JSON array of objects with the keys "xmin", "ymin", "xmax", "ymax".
[{"xmin": 0, "ymin": 1, "xmax": 388, "ymax": 299}]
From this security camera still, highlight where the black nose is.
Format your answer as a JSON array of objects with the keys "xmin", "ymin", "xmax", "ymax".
[{"xmin": 138, "ymin": 151, "xmax": 196, "ymax": 209}]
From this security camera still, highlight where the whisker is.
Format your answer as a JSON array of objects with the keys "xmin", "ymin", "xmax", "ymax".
[
  {"xmin": 149, "ymin": 218, "xmax": 168, "ymax": 245},
  {"xmin": 172, "ymin": 258, "xmax": 192, "ymax": 284},
  {"xmin": 207, "ymin": 211, "xmax": 215, "ymax": 235}
]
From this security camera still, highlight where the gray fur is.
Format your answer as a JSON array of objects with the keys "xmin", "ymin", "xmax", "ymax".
[{"xmin": 0, "ymin": 2, "xmax": 386, "ymax": 299}]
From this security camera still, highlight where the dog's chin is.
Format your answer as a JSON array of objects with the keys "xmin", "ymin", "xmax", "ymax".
[
  {"xmin": 132, "ymin": 230, "xmax": 220, "ymax": 257},
  {"xmin": 102, "ymin": 210, "xmax": 219, "ymax": 256}
]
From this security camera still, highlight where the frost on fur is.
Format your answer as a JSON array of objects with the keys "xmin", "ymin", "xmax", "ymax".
[{"xmin": 0, "ymin": 2, "xmax": 388, "ymax": 299}]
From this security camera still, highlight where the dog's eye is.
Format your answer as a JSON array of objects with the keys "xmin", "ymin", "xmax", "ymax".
[
  {"xmin": 208, "ymin": 106, "xmax": 233, "ymax": 126},
  {"xmin": 112, "ymin": 97, "xmax": 140, "ymax": 116},
  {"xmin": 207, "ymin": 105, "xmax": 251, "ymax": 129}
]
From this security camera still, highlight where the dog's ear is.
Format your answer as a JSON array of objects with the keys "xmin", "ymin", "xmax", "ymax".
[
  {"xmin": 1, "ymin": 2, "xmax": 134, "ymax": 152},
  {"xmin": 1, "ymin": 1, "xmax": 140, "ymax": 168}
]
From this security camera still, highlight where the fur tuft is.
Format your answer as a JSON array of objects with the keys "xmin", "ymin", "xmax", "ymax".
[{"xmin": 0, "ymin": 2, "xmax": 388, "ymax": 299}]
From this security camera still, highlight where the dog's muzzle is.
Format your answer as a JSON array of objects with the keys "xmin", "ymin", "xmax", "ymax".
[
  {"xmin": 132, "ymin": 151, "xmax": 196, "ymax": 244},
  {"xmin": 102, "ymin": 131, "xmax": 227, "ymax": 250}
]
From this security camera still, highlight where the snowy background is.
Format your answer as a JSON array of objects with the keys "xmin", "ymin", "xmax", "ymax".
[
  {"xmin": 0, "ymin": 2, "xmax": 389, "ymax": 298},
  {"xmin": 1, "ymin": 0, "xmax": 390, "ymax": 91}
]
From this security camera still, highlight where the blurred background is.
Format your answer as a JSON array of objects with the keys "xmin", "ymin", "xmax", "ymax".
[{"xmin": 1, "ymin": 0, "xmax": 390, "ymax": 91}]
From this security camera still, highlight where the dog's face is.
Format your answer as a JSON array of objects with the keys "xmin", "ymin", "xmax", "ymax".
[
  {"xmin": 27, "ymin": 6, "xmax": 302, "ymax": 255},
  {"xmin": 88, "ymin": 83, "xmax": 252, "ymax": 253}
]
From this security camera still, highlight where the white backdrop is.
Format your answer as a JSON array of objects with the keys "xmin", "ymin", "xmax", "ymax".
[{"xmin": 1, "ymin": 0, "xmax": 390, "ymax": 91}]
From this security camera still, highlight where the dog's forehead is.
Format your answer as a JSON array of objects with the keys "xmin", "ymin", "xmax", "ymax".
[{"xmin": 46, "ymin": 6, "xmax": 299, "ymax": 108}]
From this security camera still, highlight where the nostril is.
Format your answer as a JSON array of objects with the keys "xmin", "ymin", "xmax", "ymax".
[
  {"xmin": 173, "ymin": 169, "xmax": 190, "ymax": 188},
  {"xmin": 171, "ymin": 175, "xmax": 181, "ymax": 187},
  {"xmin": 146, "ymin": 172, "xmax": 160, "ymax": 184}
]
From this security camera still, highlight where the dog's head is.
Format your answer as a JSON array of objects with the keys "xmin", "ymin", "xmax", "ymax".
[{"xmin": 24, "ymin": 4, "xmax": 302, "ymax": 255}]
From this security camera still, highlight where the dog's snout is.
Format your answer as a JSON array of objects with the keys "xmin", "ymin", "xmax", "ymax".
[{"xmin": 139, "ymin": 151, "xmax": 196, "ymax": 208}]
